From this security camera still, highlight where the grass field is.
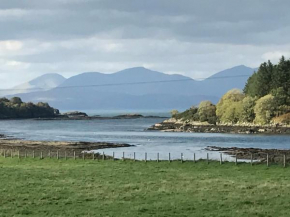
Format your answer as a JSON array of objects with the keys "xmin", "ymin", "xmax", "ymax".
[{"xmin": 0, "ymin": 158, "xmax": 290, "ymax": 217}]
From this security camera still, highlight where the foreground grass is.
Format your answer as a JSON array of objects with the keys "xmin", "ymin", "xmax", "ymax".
[{"xmin": 0, "ymin": 158, "xmax": 290, "ymax": 217}]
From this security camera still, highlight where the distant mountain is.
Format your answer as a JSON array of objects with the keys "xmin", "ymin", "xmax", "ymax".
[
  {"xmin": 196, "ymin": 65, "xmax": 256, "ymax": 97},
  {"xmin": 6, "ymin": 66, "xmax": 256, "ymax": 110},
  {"xmin": 1, "ymin": 73, "xmax": 66, "ymax": 96}
]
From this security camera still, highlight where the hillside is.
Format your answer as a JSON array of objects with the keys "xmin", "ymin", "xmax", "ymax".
[
  {"xmin": 1, "ymin": 73, "xmax": 66, "ymax": 96},
  {"xmin": 6, "ymin": 66, "xmax": 255, "ymax": 110}
]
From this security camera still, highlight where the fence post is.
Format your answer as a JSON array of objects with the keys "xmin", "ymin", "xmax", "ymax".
[
  {"xmin": 235, "ymin": 155, "xmax": 237, "ymax": 165},
  {"xmin": 134, "ymin": 152, "xmax": 136, "ymax": 162},
  {"xmin": 11, "ymin": 149, "xmax": 13, "ymax": 158},
  {"xmin": 73, "ymin": 151, "xmax": 76, "ymax": 160},
  {"xmin": 251, "ymin": 153, "xmax": 253, "ymax": 166},
  {"xmin": 48, "ymin": 150, "xmax": 51, "ymax": 158},
  {"xmin": 18, "ymin": 150, "xmax": 20, "ymax": 159},
  {"xmin": 103, "ymin": 152, "xmax": 105, "ymax": 161},
  {"xmin": 40, "ymin": 151, "xmax": 43, "ymax": 159},
  {"xmin": 57, "ymin": 150, "xmax": 59, "ymax": 160},
  {"xmin": 181, "ymin": 153, "xmax": 183, "ymax": 163},
  {"xmin": 4, "ymin": 149, "xmax": 6, "ymax": 158},
  {"xmin": 220, "ymin": 153, "xmax": 222, "ymax": 165},
  {"xmin": 157, "ymin": 153, "xmax": 159, "ymax": 163},
  {"xmin": 284, "ymin": 154, "xmax": 286, "ymax": 168},
  {"xmin": 168, "ymin": 153, "xmax": 171, "ymax": 163},
  {"xmin": 33, "ymin": 150, "xmax": 35, "ymax": 159},
  {"xmin": 194, "ymin": 153, "xmax": 196, "ymax": 163},
  {"xmin": 267, "ymin": 154, "xmax": 269, "ymax": 167},
  {"xmin": 207, "ymin": 153, "xmax": 209, "ymax": 164},
  {"xmin": 145, "ymin": 152, "xmax": 147, "ymax": 163},
  {"xmin": 92, "ymin": 152, "xmax": 95, "ymax": 160},
  {"xmin": 113, "ymin": 152, "xmax": 115, "ymax": 161},
  {"xmin": 122, "ymin": 152, "xmax": 124, "ymax": 161},
  {"xmin": 82, "ymin": 152, "xmax": 85, "ymax": 160}
]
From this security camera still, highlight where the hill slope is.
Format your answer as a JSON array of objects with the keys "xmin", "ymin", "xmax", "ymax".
[
  {"xmin": 1, "ymin": 73, "xmax": 66, "ymax": 96},
  {"xmin": 6, "ymin": 66, "xmax": 255, "ymax": 110}
]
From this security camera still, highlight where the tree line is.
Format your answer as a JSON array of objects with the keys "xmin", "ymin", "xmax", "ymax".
[
  {"xmin": 172, "ymin": 56, "xmax": 290, "ymax": 125},
  {"xmin": 0, "ymin": 97, "xmax": 59, "ymax": 119}
]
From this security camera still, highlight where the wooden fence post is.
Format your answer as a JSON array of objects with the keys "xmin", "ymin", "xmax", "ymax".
[
  {"xmin": 48, "ymin": 150, "xmax": 51, "ymax": 158},
  {"xmin": 92, "ymin": 152, "xmax": 95, "ymax": 160},
  {"xmin": 134, "ymin": 152, "xmax": 136, "ymax": 162},
  {"xmin": 122, "ymin": 152, "xmax": 124, "ymax": 161},
  {"xmin": 145, "ymin": 152, "xmax": 147, "ymax": 163},
  {"xmin": 18, "ymin": 150, "xmax": 20, "ymax": 159},
  {"xmin": 267, "ymin": 154, "xmax": 269, "ymax": 167},
  {"xmin": 57, "ymin": 150, "xmax": 59, "ymax": 160},
  {"xmin": 194, "ymin": 153, "xmax": 196, "ymax": 163},
  {"xmin": 157, "ymin": 153, "xmax": 159, "ymax": 163},
  {"xmin": 235, "ymin": 155, "xmax": 237, "ymax": 165},
  {"xmin": 65, "ymin": 151, "xmax": 67, "ymax": 160},
  {"xmin": 4, "ymin": 149, "xmax": 6, "ymax": 158},
  {"xmin": 11, "ymin": 149, "xmax": 13, "ymax": 158},
  {"xmin": 73, "ymin": 151, "xmax": 76, "ymax": 160},
  {"xmin": 103, "ymin": 152, "xmax": 105, "ymax": 161},
  {"xmin": 181, "ymin": 153, "xmax": 183, "ymax": 163},
  {"xmin": 207, "ymin": 153, "xmax": 209, "ymax": 164},
  {"xmin": 40, "ymin": 151, "xmax": 43, "ymax": 159},
  {"xmin": 82, "ymin": 152, "xmax": 85, "ymax": 160},
  {"xmin": 284, "ymin": 154, "xmax": 286, "ymax": 168},
  {"xmin": 251, "ymin": 153, "xmax": 253, "ymax": 166},
  {"xmin": 168, "ymin": 153, "xmax": 171, "ymax": 163},
  {"xmin": 220, "ymin": 153, "xmax": 222, "ymax": 165},
  {"xmin": 33, "ymin": 150, "xmax": 35, "ymax": 159},
  {"xmin": 113, "ymin": 152, "xmax": 115, "ymax": 161}
]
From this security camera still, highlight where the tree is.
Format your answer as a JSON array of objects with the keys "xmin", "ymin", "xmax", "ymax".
[
  {"xmin": 198, "ymin": 101, "xmax": 217, "ymax": 124},
  {"xmin": 244, "ymin": 56, "xmax": 290, "ymax": 100},
  {"xmin": 254, "ymin": 94, "xmax": 277, "ymax": 125},
  {"xmin": 10, "ymin": 97, "xmax": 22, "ymax": 105},
  {"xmin": 216, "ymin": 89, "xmax": 245, "ymax": 123},
  {"xmin": 240, "ymin": 96, "xmax": 257, "ymax": 122},
  {"xmin": 170, "ymin": 110, "xmax": 179, "ymax": 118}
]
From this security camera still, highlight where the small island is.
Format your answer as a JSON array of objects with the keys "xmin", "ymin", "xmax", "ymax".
[{"xmin": 149, "ymin": 57, "xmax": 290, "ymax": 134}]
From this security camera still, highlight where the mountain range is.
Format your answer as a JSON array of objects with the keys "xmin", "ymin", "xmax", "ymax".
[{"xmin": 3, "ymin": 65, "xmax": 256, "ymax": 110}]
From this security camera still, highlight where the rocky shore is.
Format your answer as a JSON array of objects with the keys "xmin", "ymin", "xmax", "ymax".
[
  {"xmin": 148, "ymin": 118, "xmax": 290, "ymax": 134},
  {"xmin": 0, "ymin": 139, "xmax": 131, "ymax": 151},
  {"xmin": 206, "ymin": 146, "xmax": 290, "ymax": 163}
]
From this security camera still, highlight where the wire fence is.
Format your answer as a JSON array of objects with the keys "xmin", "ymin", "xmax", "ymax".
[{"xmin": 0, "ymin": 149, "xmax": 288, "ymax": 167}]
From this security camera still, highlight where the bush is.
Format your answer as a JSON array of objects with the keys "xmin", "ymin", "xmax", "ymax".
[
  {"xmin": 216, "ymin": 89, "xmax": 245, "ymax": 123},
  {"xmin": 198, "ymin": 101, "xmax": 217, "ymax": 124},
  {"xmin": 254, "ymin": 94, "xmax": 277, "ymax": 124}
]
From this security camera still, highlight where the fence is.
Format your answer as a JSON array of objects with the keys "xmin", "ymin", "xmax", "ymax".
[{"xmin": 0, "ymin": 149, "xmax": 287, "ymax": 167}]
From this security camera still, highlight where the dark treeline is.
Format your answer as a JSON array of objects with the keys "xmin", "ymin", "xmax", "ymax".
[
  {"xmin": 172, "ymin": 56, "xmax": 290, "ymax": 125},
  {"xmin": 0, "ymin": 97, "xmax": 59, "ymax": 119}
]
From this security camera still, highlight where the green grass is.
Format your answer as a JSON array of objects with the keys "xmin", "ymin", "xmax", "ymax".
[{"xmin": 0, "ymin": 158, "xmax": 290, "ymax": 217}]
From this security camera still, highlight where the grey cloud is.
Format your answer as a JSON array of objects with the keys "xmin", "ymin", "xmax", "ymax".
[{"xmin": 0, "ymin": 0, "xmax": 290, "ymax": 88}]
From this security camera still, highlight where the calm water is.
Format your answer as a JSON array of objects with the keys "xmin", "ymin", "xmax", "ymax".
[{"xmin": 0, "ymin": 118, "xmax": 289, "ymax": 161}]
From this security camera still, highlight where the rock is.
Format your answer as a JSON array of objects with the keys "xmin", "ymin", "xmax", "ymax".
[
  {"xmin": 113, "ymin": 114, "xmax": 144, "ymax": 119},
  {"xmin": 62, "ymin": 111, "xmax": 88, "ymax": 118}
]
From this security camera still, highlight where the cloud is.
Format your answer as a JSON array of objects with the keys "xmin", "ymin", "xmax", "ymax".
[
  {"xmin": 0, "ymin": 0, "xmax": 290, "ymax": 88},
  {"xmin": 262, "ymin": 51, "xmax": 290, "ymax": 63}
]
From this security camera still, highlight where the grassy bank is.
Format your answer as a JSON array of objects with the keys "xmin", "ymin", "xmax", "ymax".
[{"xmin": 0, "ymin": 158, "xmax": 290, "ymax": 216}]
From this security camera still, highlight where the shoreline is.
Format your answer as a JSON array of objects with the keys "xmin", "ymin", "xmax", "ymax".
[
  {"xmin": 206, "ymin": 146, "xmax": 290, "ymax": 163},
  {"xmin": 148, "ymin": 119, "xmax": 290, "ymax": 135},
  {"xmin": 0, "ymin": 135, "xmax": 133, "ymax": 152}
]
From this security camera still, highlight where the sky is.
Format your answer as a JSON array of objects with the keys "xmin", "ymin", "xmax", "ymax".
[{"xmin": 1, "ymin": 0, "xmax": 290, "ymax": 88}]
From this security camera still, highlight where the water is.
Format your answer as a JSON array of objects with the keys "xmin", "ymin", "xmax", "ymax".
[{"xmin": 0, "ymin": 118, "xmax": 289, "ymax": 161}]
